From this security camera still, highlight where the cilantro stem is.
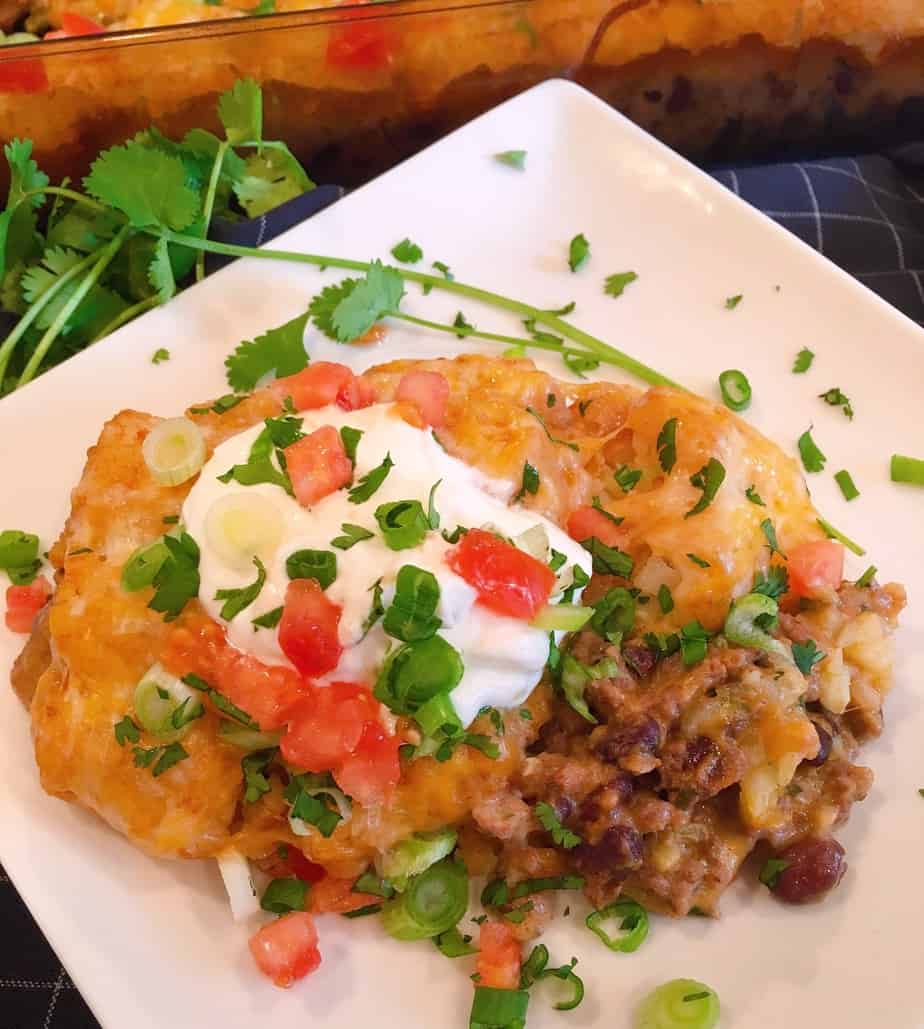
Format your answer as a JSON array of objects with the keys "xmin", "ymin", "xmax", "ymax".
[
  {"xmin": 18, "ymin": 224, "xmax": 133, "ymax": 386},
  {"xmin": 0, "ymin": 247, "xmax": 99, "ymax": 385},
  {"xmin": 154, "ymin": 231, "xmax": 680, "ymax": 389},
  {"xmin": 196, "ymin": 141, "xmax": 229, "ymax": 283},
  {"xmin": 91, "ymin": 295, "xmax": 159, "ymax": 343},
  {"xmin": 23, "ymin": 186, "xmax": 110, "ymax": 215}
]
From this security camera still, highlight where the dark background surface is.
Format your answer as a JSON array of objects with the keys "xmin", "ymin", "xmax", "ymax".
[{"xmin": 3, "ymin": 148, "xmax": 924, "ymax": 1029}]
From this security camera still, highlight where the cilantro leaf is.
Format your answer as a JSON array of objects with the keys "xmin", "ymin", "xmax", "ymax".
[
  {"xmin": 218, "ymin": 78, "xmax": 262, "ymax": 145},
  {"xmin": 759, "ymin": 518, "xmax": 786, "ymax": 558},
  {"xmin": 604, "ymin": 271, "xmax": 638, "ymax": 298},
  {"xmin": 0, "ymin": 140, "xmax": 48, "ymax": 280},
  {"xmin": 149, "ymin": 532, "xmax": 201, "ymax": 621},
  {"xmin": 340, "ymin": 425, "xmax": 363, "ymax": 464},
  {"xmin": 114, "ymin": 715, "xmax": 141, "ymax": 746},
  {"xmin": 745, "ymin": 484, "xmax": 765, "ymax": 506},
  {"xmin": 84, "ymin": 143, "xmax": 199, "ymax": 230},
  {"xmin": 568, "ymin": 233, "xmax": 590, "ymax": 273},
  {"xmin": 361, "ymin": 579, "xmax": 385, "ymax": 639},
  {"xmin": 797, "ymin": 427, "xmax": 826, "ymax": 473},
  {"xmin": 579, "ymin": 537, "xmax": 633, "ymax": 577},
  {"xmin": 657, "ymin": 584, "xmax": 674, "ymax": 614},
  {"xmin": 183, "ymin": 673, "xmax": 260, "ymax": 729},
  {"xmin": 614, "ymin": 465, "xmax": 642, "ymax": 493},
  {"xmin": 535, "ymin": 801, "xmax": 581, "ymax": 849},
  {"xmin": 215, "ymin": 556, "xmax": 266, "ymax": 620},
  {"xmin": 5, "ymin": 138, "xmax": 48, "ymax": 211},
  {"xmin": 525, "ymin": 406, "xmax": 579, "ymax": 451},
  {"xmin": 793, "ymin": 348, "xmax": 814, "ymax": 373},
  {"xmin": 232, "ymin": 146, "xmax": 314, "ymax": 219},
  {"xmin": 563, "ymin": 352, "xmax": 600, "ymax": 378},
  {"xmin": 685, "ymin": 457, "xmax": 725, "ymax": 517},
  {"xmin": 753, "ymin": 565, "xmax": 788, "ymax": 599},
  {"xmin": 152, "ymin": 742, "xmax": 189, "ymax": 777},
  {"xmin": 453, "ymin": 311, "xmax": 475, "ymax": 338},
  {"xmin": 494, "ymin": 150, "xmax": 526, "ymax": 170},
  {"xmin": 657, "ymin": 417, "xmax": 678, "ymax": 473},
  {"xmin": 348, "ymin": 453, "xmax": 393, "ymax": 504},
  {"xmin": 242, "ymin": 749, "xmax": 274, "ymax": 803},
  {"xmin": 225, "ymin": 311, "xmax": 309, "ymax": 390},
  {"xmin": 331, "ymin": 523, "xmax": 375, "ymax": 550},
  {"xmin": 818, "ymin": 387, "xmax": 854, "ymax": 420},
  {"xmin": 390, "ymin": 238, "xmax": 423, "ymax": 264},
  {"xmin": 285, "ymin": 775, "xmax": 342, "ymax": 837},
  {"xmin": 331, "ymin": 260, "xmax": 404, "ymax": 342},
  {"xmin": 679, "ymin": 620, "xmax": 710, "ymax": 666},
  {"xmin": 252, "ymin": 606, "xmax": 283, "ymax": 630},
  {"xmin": 151, "ymin": 347, "xmax": 170, "ymax": 365},
  {"xmin": 725, "ymin": 294, "xmax": 743, "ymax": 310},
  {"xmin": 148, "ymin": 237, "xmax": 176, "ymax": 304},
  {"xmin": 687, "ymin": 553, "xmax": 710, "ymax": 568},
  {"xmin": 218, "ymin": 421, "xmax": 294, "ymax": 494},
  {"xmin": 308, "ymin": 278, "xmax": 359, "ymax": 341},
  {"xmin": 432, "ymin": 260, "xmax": 453, "ymax": 281},
  {"xmin": 792, "ymin": 639, "xmax": 826, "ymax": 676},
  {"xmin": 515, "ymin": 461, "xmax": 540, "ymax": 502}
]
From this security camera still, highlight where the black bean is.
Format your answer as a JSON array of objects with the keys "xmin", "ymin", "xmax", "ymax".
[
  {"xmin": 572, "ymin": 825, "xmax": 643, "ymax": 875},
  {"xmin": 772, "ymin": 837, "xmax": 847, "ymax": 903},
  {"xmin": 623, "ymin": 644, "xmax": 657, "ymax": 679},
  {"xmin": 595, "ymin": 717, "xmax": 661, "ymax": 763},
  {"xmin": 683, "ymin": 735, "xmax": 720, "ymax": 771}
]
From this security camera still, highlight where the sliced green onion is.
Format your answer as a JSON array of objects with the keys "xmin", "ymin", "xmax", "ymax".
[
  {"xmin": 354, "ymin": 870, "xmax": 395, "ymax": 899},
  {"xmin": 560, "ymin": 654, "xmax": 597, "ymax": 724},
  {"xmin": 260, "ymin": 877, "xmax": 307, "ymax": 914},
  {"xmin": 855, "ymin": 565, "xmax": 877, "ymax": 588},
  {"xmin": 586, "ymin": 898, "xmax": 649, "ymax": 953},
  {"xmin": 374, "ymin": 499, "xmax": 430, "ymax": 551},
  {"xmin": 635, "ymin": 979, "xmax": 719, "ymax": 1029},
  {"xmin": 121, "ymin": 539, "xmax": 169, "ymax": 592},
  {"xmin": 414, "ymin": 693, "xmax": 463, "ymax": 739},
  {"xmin": 531, "ymin": 603, "xmax": 592, "ymax": 632},
  {"xmin": 834, "ymin": 469, "xmax": 860, "ymax": 501},
  {"xmin": 380, "ymin": 859, "xmax": 469, "ymax": 940},
  {"xmin": 816, "ymin": 516, "xmax": 866, "ymax": 556},
  {"xmin": 718, "ymin": 369, "xmax": 751, "ymax": 412},
  {"xmin": 218, "ymin": 721, "xmax": 281, "ymax": 750},
  {"xmin": 216, "ymin": 850, "xmax": 259, "ymax": 922},
  {"xmin": 723, "ymin": 593, "xmax": 788, "ymax": 658},
  {"xmin": 378, "ymin": 829, "xmax": 458, "ymax": 891},
  {"xmin": 343, "ymin": 903, "xmax": 383, "ymax": 919},
  {"xmin": 374, "ymin": 636, "xmax": 464, "ymax": 714},
  {"xmin": 537, "ymin": 959, "xmax": 585, "ymax": 1011},
  {"xmin": 891, "ymin": 453, "xmax": 924, "ymax": 487},
  {"xmin": 469, "ymin": 986, "xmax": 529, "ymax": 1029},
  {"xmin": 285, "ymin": 548, "xmax": 337, "ymax": 589},
  {"xmin": 205, "ymin": 492, "xmax": 284, "ymax": 572},
  {"xmin": 133, "ymin": 663, "xmax": 204, "ymax": 738},
  {"xmin": 590, "ymin": 587, "xmax": 636, "ymax": 644},
  {"xmin": 383, "ymin": 565, "xmax": 442, "ymax": 642},
  {"xmin": 433, "ymin": 927, "xmax": 477, "ymax": 957},
  {"xmin": 142, "ymin": 417, "xmax": 206, "ymax": 486}
]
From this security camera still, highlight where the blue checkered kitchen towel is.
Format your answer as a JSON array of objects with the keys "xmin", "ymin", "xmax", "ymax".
[{"xmin": 2, "ymin": 149, "xmax": 924, "ymax": 1029}]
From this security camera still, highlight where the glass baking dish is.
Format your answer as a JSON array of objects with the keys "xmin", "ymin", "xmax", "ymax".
[{"xmin": 1, "ymin": 0, "xmax": 922, "ymax": 195}]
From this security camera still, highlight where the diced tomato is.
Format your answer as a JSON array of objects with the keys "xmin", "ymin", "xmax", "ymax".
[
  {"xmin": 4, "ymin": 576, "xmax": 51, "ymax": 634},
  {"xmin": 326, "ymin": 5, "xmax": 393, "ymax": 71},
  {"xmin": 395, "ymin": 370, "xmax": 449, "ymax": 428},
  {"xmin": 279, "ymin": 579, "xmax": 343, "ymax": 678},
  {"xmin": 272, "ymin": 361, "xmax": 372, "ymax": 412},
  {"xmin": 476, "ymin": 921, "xmax": 521, "ymax": 990},
  {"xmin": 446, "ymin": 528, "xmax": 556, "ymax": 620},
  {"xmin": 285, "ymin": 425, "xmax": 353, "ymax": 508},
  {"xmin": 249, "ymin": 912, "xmax": 321, "ymax": 988},
  {"xmin": 309, "ymin": 875, "xmax": 382, "ymax": 914},
  {"xmin": 52, "ymin": 11, "xmax": 106, "ymax": 34},
  {"xmin": 160, "ymin": 614, "xmax": 311, "ymax": 730},
  {"xmin": 279, "ymin": 846, "xmax": 326, "ymax": 884},
  {"xmin": 787, "ymin": 540, "xmax": 845, "ymax": 599},
  {"xmin": 0, "ymin": 57, "xmax": 48, "ymax": 94},
  {"xmin": 566, "ymin": 505, "xmax": 627, "ymax": 549},
  {"xmin": 280, "ymin": 681, "xmax": 378, "ymax": 770},
  {"xmin": 334, "ymin": 721, "xmax": 401, "ymax": 806}
]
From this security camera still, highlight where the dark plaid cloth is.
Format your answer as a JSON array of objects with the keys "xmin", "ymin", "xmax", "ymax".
[{"xmin": 3, "ymin": 151, "xmax": 924, "ymax": 1028}]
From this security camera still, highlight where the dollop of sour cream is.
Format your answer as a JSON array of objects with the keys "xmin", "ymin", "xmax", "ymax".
[{"xmin": 182, "ymin": 402, "xmax": 591, "ymax": 728}]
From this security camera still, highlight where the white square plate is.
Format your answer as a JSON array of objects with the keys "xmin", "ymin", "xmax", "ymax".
[{"xmin": 2, "ymin": 80, "xmax": 923, "ymax": 1029}]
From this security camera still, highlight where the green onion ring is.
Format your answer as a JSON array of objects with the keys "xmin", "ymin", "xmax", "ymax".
[{"xmin": 718, "ymin": 369, "xmax": 752, "ymax": 412}]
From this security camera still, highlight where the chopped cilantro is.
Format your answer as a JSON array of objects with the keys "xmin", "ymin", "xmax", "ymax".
[
  {"xmin": 679, "ymin": 620, "xmax": 710, "ymax": 666},
  {"xmin": 563, "ymin": 352, "xmax": 600, "ymax": 378},
  {"xmin": 793, "ymin": 348, "xmax": 814, "ymax": 373},
  {"xmin": 214, "ymin": 556, "xmax": 266, "ymax": 620},
  {"xmin": 568, "ymin": 233, "xmax": 590, "ymax": 273},
  {"xmin": 535, "ymin": 801, "xmax": 581, "ymax": 849},
  {"xmin": 614, "ymin": 465, "xmax": 642, "ymax": 493},
  {"xmin": 348, "ymin": 452, "xmax": 393, "ymax": 503},
  {"xmin": 604, "ymin": 271, "xmax": 638, "ymax": 297},
  {"xmin": 261, "ymin": 877, "xmax": 307, "ymax": 915},
  {"xmin": 321, "ymin": 261, "xmax": 404, "ymax": 343},
  {"xmin": 798, "ymin": 428, "xmax": 826, "ymax": 473},
  {"xmin": 657, "ymin": 417, "xmax": 677, "ymax": 473},
  {"xmin": 725, "ymin": 294, "xmax": 743, "ymax": 310},
  {"xmin": 494, "ymin": 150, "xmax": 527, "ymax": 170},
  {"xmin": 114, "ymin": 715, "xmax": 141, "ymax": 746},
  {"xmin": 745, "ymin": 484, "xmax": 765, "ymax": 506},
  {"xmin": 819, "ymin": 387, "xmax": 854, "ymax": 420},
  {"xmin": 224, "ymin": 312, "xmax": 309, "ymax": 391},
  {"xmin": 515, "ymin": 461, "xmax": 540, "ymax": 502},
  {"xmin": 285, "ymin": 774, "xmax": 342, "ymax": 837},
  {"xmin": 452, "ymin": 311, "xmax": 474, "ymax": 338},
  {"xmin": 546, "ymin": 392, "xmax": 556, "ymax": 408},
  {"xmin": 687, "ymin": 553, "xmax": 710, "ymax": 568},
  {"xmin": 241, "ymin": 749, "xmax": 273, "ymax": 803},
  {"xmin": 753, "ymin": 565, "xmax": 788, "ymax": 599},
  {"xmin": 339, "ymin": 425, "xmax": 363, "ymax": 464},
  {"xmin": 792, "ymin": 639, "xmax": 825, "ymax": 676},
  {"xmin": 331, "ymin": 523, "xmax": 375, "ymax": 550},
  {"xmin": 252, "ymin": 606, "xmax": 283, "ymax": 630},
  {"xmin": 590, "ymin": 496, "xmax": 623, "ymax": 527},
  {"xmin": 685, "ymin": 457, "xmax": 725, "ymax": 517},
  {"xmin": 361, "ymin": 580, "xmax": 385, "ymax": 639},
  {"xmin": 189, "ymin": 393, "xmax": 246, "ymax": 416},
  {"xmin": 151, "ymin": 348, "xmax": 170, "ymax": 364},
  {"xmin": 525, "ymin": 406, "xmax": 579, "ymax": 451},
  {"xmin": 657, "ymin": 584, "xmax": 674, "ymax": 614},
  {"xmin": 390, "ymin": 238, "xmax": 423, "ymax": 264},
  {"xmin": 148, "ymin": 532, "xmax": 200, "ymax": 621},
  {"xmin": 432, "ymin": 260, "xmax": 453, "ymax": 280},
  {"xmin": 579, "ymin": 537, "xmax": 633, "ymax": 577},
  {"xmin": 759, "ymin": 518, "xmax": 786, "ymax": 558}
]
